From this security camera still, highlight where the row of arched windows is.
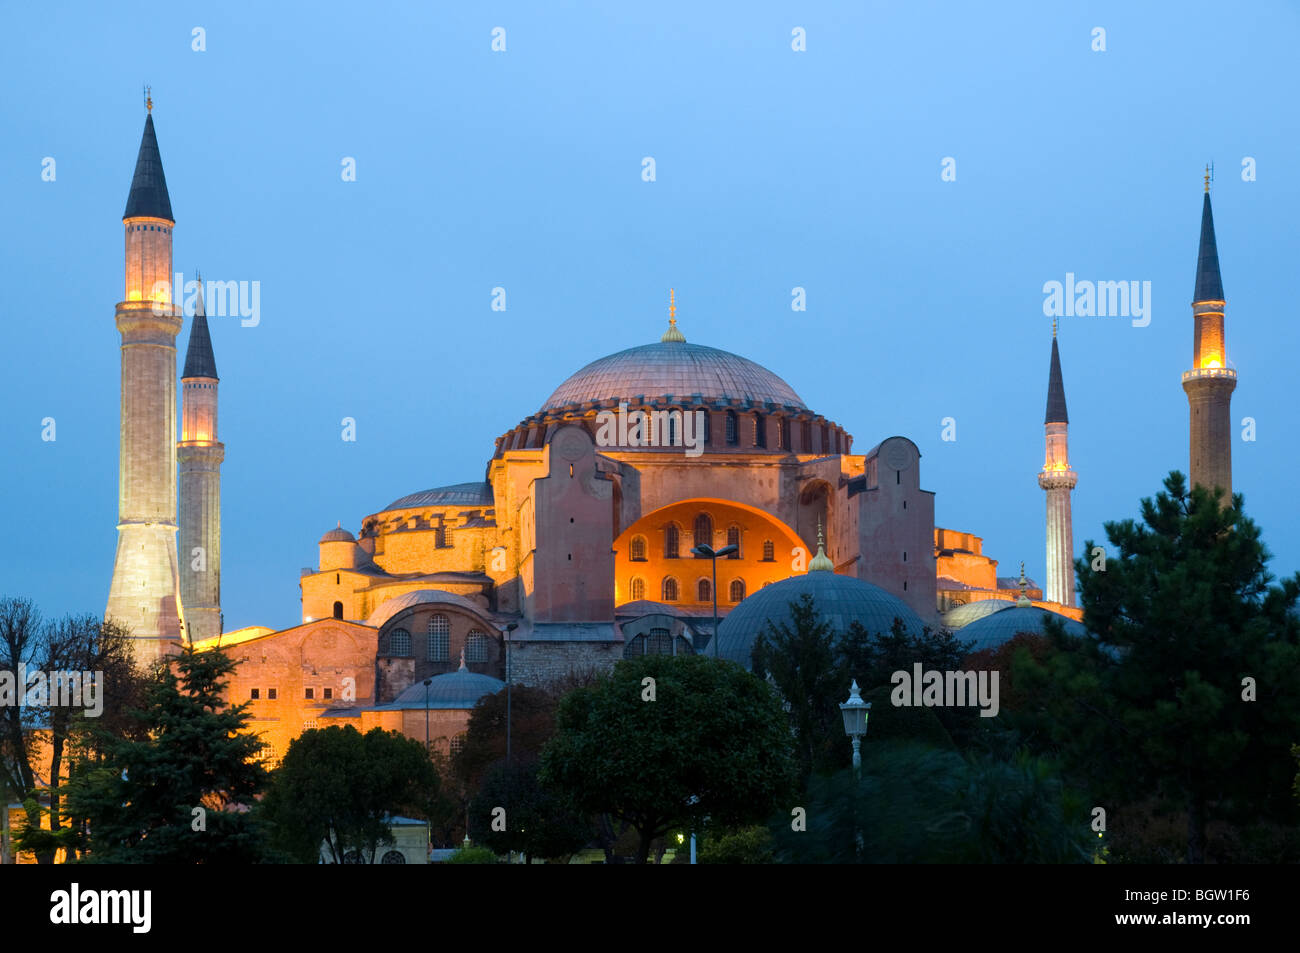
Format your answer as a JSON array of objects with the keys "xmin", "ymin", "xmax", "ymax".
[
  {"xmin": 384, "ymin": 615, "xmax": 489, "ymax": 660},
  {"xmin": 628, "ymin": 522, "xmax": 778, "ymax": 562},
  {"xmin": 629, "ymin": 576, "xmax": 746, "ymax": 604}
]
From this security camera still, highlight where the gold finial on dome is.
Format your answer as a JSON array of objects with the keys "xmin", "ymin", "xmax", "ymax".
[
  {"xmin": 809, "ymin": 519, "xmax": 834, "ymax": 572},
  {"xmin": 661, "ymin": 288, "xmax": 686, "ymax": 343},
  {"xmin": 1017, "ymin": 561, "xmax": 1031, "ymax": 607}
]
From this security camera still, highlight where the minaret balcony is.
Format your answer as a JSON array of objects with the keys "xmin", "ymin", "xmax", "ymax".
[
  {"xmin": 1181, "ymin": 367, "xmax": 1236, "ymax": 383},
  {"xmin": 1038, "ymin": 469, "xmax": 1077, "ymax": 490}
]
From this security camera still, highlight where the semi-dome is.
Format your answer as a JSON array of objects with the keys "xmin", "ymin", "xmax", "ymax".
[
  {"xmin": 542, "ymin": 341, "xmax": 806, "ymax": 413},
  {"xmin": 958, "ymin": 605, "xmax": 1087, "ymax": 655},
  {"xmin": 365, "ymin": 589, "xmax": 494, "ymax": 630},
  {"xmin": 320, "ymin": 525, "xmax": 355, "ymax": 543},
  {"xmin": 383, "ymin": 662, "xmax": 505, "ymax": 710},
  {"xmin": 715, "ymin": 569, "xmax": 925, "ymax": 670},
  {"xmin": 942, "ymin": 598, "xmax": 1014, "ymax": 630},
  {"xmin": 383, "ymin": 481, "xmax": 494, "ymax": 512}
]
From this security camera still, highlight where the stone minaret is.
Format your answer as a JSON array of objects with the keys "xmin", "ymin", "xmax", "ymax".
[
  {"xmin": 1182, "ymin": 170, "xmax": 1235, "ymax": 498},
  {"xmin": 178, "ymin": 274, "xmax": 224, "ymax": 643},
  {"xmin": 105, "ymin": 101, "xmax": 187, "ymax": 663},
  {"xmin": 1037, "ymin": 323, "xmax": 1077, "ymax": 607}
]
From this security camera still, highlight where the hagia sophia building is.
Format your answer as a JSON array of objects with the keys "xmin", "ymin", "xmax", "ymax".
[{"xmin": 104, "ymin": 107, "xmax": 1236, "ymax": 764}]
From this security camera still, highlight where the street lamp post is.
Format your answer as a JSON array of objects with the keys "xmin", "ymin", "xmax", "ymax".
[
  {"xmin": 840, "ymin": 679, "xmax": 870, "ymax": 778},
  {"xmin": 840, "ymin": 679, "xmax": 870, "ymax": 861},
  {"xmin": 691, "ymin": 543, "xmax": 737, "ymax": 656}
]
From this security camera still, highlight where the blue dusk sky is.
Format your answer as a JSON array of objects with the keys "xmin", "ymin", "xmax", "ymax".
[{"xmin": 2, "ymin": 2, "xmax": 1298, "ymax": 631}]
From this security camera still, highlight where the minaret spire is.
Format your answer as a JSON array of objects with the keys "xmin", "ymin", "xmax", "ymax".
[
  {"xmin": 179, "ymin": 265, "xmax": 225, "ymax": 644},
  {"xmin": 107, "ymin": 108, "xmax": 186, "ymax": 662},
  {"xmin": 1038, "ymin": 325, "xmax": 1077, "ymax": 607},
  {"xmin": 1183, "ymin": 177, "xmax": 1235, "ymax": 499}
]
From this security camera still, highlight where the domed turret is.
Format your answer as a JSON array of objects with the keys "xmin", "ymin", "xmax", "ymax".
[{"xmin": 319, "ymin": 522, "xmax": 361, "ymax": 571}]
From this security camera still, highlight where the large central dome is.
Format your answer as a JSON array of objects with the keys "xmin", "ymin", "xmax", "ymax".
[{"xmin": 541, "ymin": 341, "xmax": 806, "ymax": 413}]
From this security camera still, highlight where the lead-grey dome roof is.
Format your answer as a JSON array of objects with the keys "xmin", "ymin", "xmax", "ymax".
[
  {"xmin": 942, "ymin": 598, "xmax": 1014, "ymax": 630},
  {"xmin": 542, "ymin": 341, "xmax": 806, "ymax": 413},
  {"xmin": 383, "ymin": 482, "xmax": 494, "ymax": 512},
  {"xmin": 959, "ymin": 606, "xmax": 1087, "ymax": 654},
  {"xmin": 715, "ymin": 571, "xmax": 925, "ymax": 670},
  {"xmin": 382, "ymin": 666, "xmax": 505, "ymax": 710}
]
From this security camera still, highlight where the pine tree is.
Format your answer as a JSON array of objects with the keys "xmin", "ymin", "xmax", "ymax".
[
  {"xmin": 1019, "ymin": 472, "xmax": 1300, "ymax": 862},
  {"xmin": 63, "ymin": 646, "xmax": 271, "ymax": 863}
]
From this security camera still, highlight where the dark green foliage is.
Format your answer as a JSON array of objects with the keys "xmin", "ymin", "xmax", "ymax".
[
  {"xmin": 61, "ymin": 646, "xmax": 270, "ymax": 863},
  {"xmin": 770, "ymin": 741, "xmax": 1094, "ymax": 864},
  {"xmin": 540, "ymin": 654, "xmax": 798, "ymax": 864},
  {"xmin": 698, "ymin": 825, "xmax": 774, "ymax": 864},
  {"xmin": 467, "ymin": 759, "xmax": 592, "ymax": 861},
  {"xmin": 444, "ymin": 845, "xmax": 498, "ymax": 864},
  {"xmin": 752, "ymin": 594, "xmax": 972, "ymax": 775},
  {"xmin": 1010, "ymin": 472, "xmax": 1300, "ymax": 863},
  {"xmin": 261, "ymin": 724, "xmax": 442, "ymax": 864}
]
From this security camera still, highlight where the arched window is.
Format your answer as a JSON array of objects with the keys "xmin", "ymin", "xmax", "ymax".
[
  {"xmin": 450, "ymin": 732, "xmax": 467, "ymax": 755},
  {"xmin": 630, "ymin": 577, "xmax": 646, "ymax": 601},
  {"xmin": 754, "ymin": 413, "xmax": 766, "ymax": 448},
  {"xmin": 662, "ymin": 577, "xmax": 679, "ymax": 602},
  {"xmin": 821, "ymin": 424, "xmax": 829, "ymax": 452},
  {"xmin": 664, "ymin": 523, "xmax": 680, "ymax": 558},
  {"xmin": 729, "ymin": 579, "xmax": 746, "ymax": 603},
  {"xmin": 381, "ymin": 850, "xmax": 406, "ymax": 864},
  {"xmin": 332, "ymin": 601, "xmax": 343, "ymax": 620},
  {"xmin": 624, "ymin": 634, "xmax": 646, "ymax": 658},
  {"xmin": 667, "ymin": 412, "xmax": 678, "ymax": 447},
  {"xmin": 693, "ymin": 513, "xmax": 713, "ymax": 551},
  {"xmin": 725, "ymin": 410, "xmax": 738, "ymax": 445},
  {"xmin": 701, "ymin": 411, "xmax": 711, "ymax": 444},
  {"xmin": 629, "ymin": 535, "xmax": 647, "ymax": 561},
  {"xmin": 727, "ymin": 525, "xmax": 741, "ymax": 558},
  {"xmin": 762, "ymin": 539, "xmax": 775, "ymax": 561},
  {"xmin": 427, "ymin": 615, "xmax": 450, "ymax": 661},
  {"xmin": 778, "ymin": 418, "xmax": 790, "ymax": 450},
  {"xmin": 801, "ymin": 420, "xmax": 812, "ymax": 451},
  {"xmin": 648, "ymin": 628, "xmax": 673, "ymax": 655},
  {"xmin": 465, "ymin": 630, "xmax": 488, "ymax": 663},
  {"xmin": 697, "ymin": 578, "xmax": 712, "ymax": 603},
  {"xmin": 389, "ymin": 628, "xmax": 411, "ymax": 656}
]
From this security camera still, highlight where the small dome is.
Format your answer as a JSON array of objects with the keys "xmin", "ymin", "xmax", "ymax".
[
  {"xmin": 386, "ymin": 667, "xmax": 505, "ymax": 710},
  {"xmin": 958, "ymin": 606, "xmax": 1087, "ymax": 655},
  {"xmin": 541, "ymin": 341, "xmax": 806, "ymax": 413},
  {"xmin": 320, "ymin": 526, "xmax": 355, "ymax": 543},
  {"xmin": 383, "ymin": 482, "xmax": 494, "ymax": 512},
  {"xmin": 716, "ymin": 571, "xmax": 925, "ymax": 670},
  {"xmin": 942, "ymin": 598, "xmax": 1014, "ymax": 630}
]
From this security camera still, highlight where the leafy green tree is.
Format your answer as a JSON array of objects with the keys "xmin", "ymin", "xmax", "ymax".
[
  {"xmin": 60, "ymin": 646, "xmax": 269, "ymax": 863},
  {"xmin": 262, "ymin": 724, "xmax": 441, "ymax": 863},
  {"xmin": 445, "ymin": 845, "xmax": 497, "ymax": 864},
  {"xmin": 452, "ymin": 684, "xmax": 556, "ymax": 792},
  {"xmin": 698, "ymin": 825, "xmax": 774, "ymax": 864},
  {"xmin": 1013, "ymin": 472, "xmax": 1300, "ymax": 863},
  {"xmin": 540, "ymin": 654, "xmax": 798, "ymax": 864},
  {"xmin": 769, "ymin": 741, "xmax": 1094, "ymax": 864},
  {"xmin": 467, "ymin": 760, "xmax": 592, "ymax": 861}
]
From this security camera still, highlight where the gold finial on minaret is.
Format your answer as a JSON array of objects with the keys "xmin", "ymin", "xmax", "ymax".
[
  {"xmin": 1052, "ymin": 316, "xmax": 1057, "ymax": 339},
  {"xmin": 146, "ymin": 85, "xmax": 153, "ymax": 113},
  {"xmin": 1204, "ymin": 163, "xmax": 1212, "ymax": 193},
  {"xmin": 661, "ymin": 287, "xmax": 686, "ymax": 342}
]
